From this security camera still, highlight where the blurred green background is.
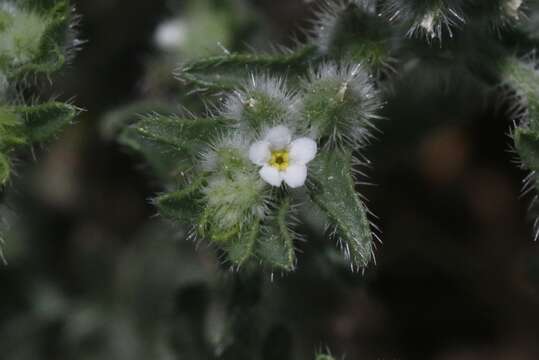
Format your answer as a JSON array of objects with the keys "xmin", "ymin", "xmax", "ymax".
[{"xmin": 1, "ymin": 0, "xmax": 539, "ymax": 359}]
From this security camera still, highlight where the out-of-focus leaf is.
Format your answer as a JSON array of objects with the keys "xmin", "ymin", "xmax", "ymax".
[
  {"xmin": 13, "ymin": 102, "xmax": 77, "ymax": 142},
  {"xmin": 0, "ymin": 107, "xmax": 26, "ymax": 150},
  {"xmin": 119, "ymin": 114, "xmax": 232, "ymax": 177},
  {"xmin": 514, "ymin": 127, "xmax": 539, "ymax": 171},
  {"xmin": 155, "ymin": 177, "xmax": 206, "ymax": 222},
  {"xmin": 0, "ymin": 152, "xmax": 10, "ymax": 185}
]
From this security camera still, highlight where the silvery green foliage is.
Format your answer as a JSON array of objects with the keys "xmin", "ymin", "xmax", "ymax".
[
  {"xmin": 0, "ymin": 0, "xmax": 79, "ymax": 255},
  {"xmin": 120, "ymin": 64, "xmax": 382, "ymax": 272},
  {"xmin": 0, "ymin": 0, "xmax": 79, "ymax": 185},
  {"xmin": 381, "ymin": 0, "xmax": 529, "ymax": 41},
  {"xmin": 505, "ymin": 57, "xmax": 539, "ymax": 239}
]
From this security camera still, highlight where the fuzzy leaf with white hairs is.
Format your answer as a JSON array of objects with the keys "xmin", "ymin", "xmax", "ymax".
[
  {"xmin": 119, "ymin": 114, "xmax": 231, "ymax": 176},
  {"xmin": 257, "ymin": 198, "xmax": 297, "ymax": 271},
  {"xmin": 13, "ymin": 102, "xmax": 78, "ymax": 142},
  {"xmin": 308, "ymin": 150, "xmax": 374, "ymax": 270},
  {"xmin": 176, "ymin": 46, "xmax": 317, "ymax": 93}
]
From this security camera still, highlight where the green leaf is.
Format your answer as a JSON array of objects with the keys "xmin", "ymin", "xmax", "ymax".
[
  {"xmin": 100, "ymin": 101, "xmax": 177, "ymax": 140},
  {"xmin": 105, "ymin": 100, "xmax": 181, "ymax": 179},
  {"xmin": 308, "ymin": 150, "xmax": 374, "ymax": 270},
  {"xmin": 0, "ymin": 107, "xmax": 27, "ymax": 150},
  {"xmin": 0, "ymin": 152, "xmax": 11, "ymax": 185},
  {"xmin": 13, "ymin": 102, "xmax": 77, "ymax": 142},
  {"xmin": 154, "ymin": 177, "xmax": 206, "ymax": 222},
  {"xmin": 504, "ymin": 59, "xmax": 539, "ymax": 132},
  {"xmin": 125, "ymin": 115, "xmax": 230, "ymax": 154},
  {"xmin": 257, "ymin": 198, "xmax": 296, "ymax": 271},
  {"xmin": 119, "ymin": 115, "xmax": 232, "ymax": 177},
  {"xmin": 514, "ymin": 127, "xmax": 539, "ymax": 171},
  {"xmin": 224, "ymin": 219, "xmax": 260, "ymax": 268},
  {"xmin": 177, "ymin": 46, "xmax": 318, "ymax": 92}
]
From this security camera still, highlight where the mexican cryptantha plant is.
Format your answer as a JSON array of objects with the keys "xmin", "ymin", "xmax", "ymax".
[
  {"xmin": 0, "ymin": 0, "xmax": 79, "ymax": 256},
  {"xmin": 115, "ymin": 0, "xmax": 539, "ymax": 272},
  {"xmin": 119, "ymin": 63, "xmax": 381, "ymax": 272}
]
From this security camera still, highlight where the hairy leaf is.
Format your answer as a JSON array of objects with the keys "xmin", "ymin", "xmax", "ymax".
[
  {"xmin": 225, "ymin": 218, "xmax": 260, "ymax": 268},
  {"xmin": 0, "ymin": 107, "xmax": 26, "ymax": 150},
  {"xmin": 308, "ymin": 150, "xmax": 373, "ymax": 270},
  {"xmin": 514, "ymin": 127, "xmax": 539, "ymax": 171},
  {"xmin": 13, "ymin": 101, "xmax": 77, "ymax": 142},
  {"xmin": 0, "ymin": 152, "xmax": 10, "ymax": 185},
  {"xmin": 177, "ymin": 46, "xmax": 317, "ymax": 92},
  {"xmin": 257, "ymin": 198, "xmax": 296, "ymax": 271},
  {"xmin": 119, "ymin": 115, "xmax": 231, "ymax": 176},
  {"xmin": 155, "ymin": 177, "xmax": 206, "ymax": 222},
  {"xmin": 129, "ymin": 115, "xmax": 230, "ymax": 154}
]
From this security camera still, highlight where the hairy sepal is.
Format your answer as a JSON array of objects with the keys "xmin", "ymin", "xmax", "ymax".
[
  {"xmin": 222, "ymin": 75, "xmax": 300, "ymax": 135},
  {"xmin": 301, "ymin": 63, "xmax": 381, "ymax": 149}
]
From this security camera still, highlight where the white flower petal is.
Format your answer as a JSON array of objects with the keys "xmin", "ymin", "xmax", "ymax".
[
  {"xmin": 289, "ymin": 137, "xmax": 317, "ymax": 165},
  {"xmin": 155, "ymin": 20, "xmax": 187, "ymax": 51},
  {"xmin": 265, "ymin": 125, "xmax": 292, "ymax": 150},
  {"xmin": 249, "ymin": 140, "xmax": 271, "ymax": 166},
  {"xmin": 281, "ymin": 164, "xmax": 308, "ymax": 188},
  {"xmin": 259, "ymin": 165, "xmax": 283, "ymax": 187}
]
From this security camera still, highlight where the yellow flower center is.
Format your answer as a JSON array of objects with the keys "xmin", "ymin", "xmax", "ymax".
[{"xmin": 269, "ymin": 150, "xmax": 289, "ymax": 171}]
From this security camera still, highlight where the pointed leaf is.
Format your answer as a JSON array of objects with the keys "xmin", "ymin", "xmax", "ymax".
[
  {"xmin": 119, "ymin": 115, "xmax": 232, "ymax": 177},
  {"xmin": 133, "ymin": 115, "xmax": 229, "ymax": 152},
  {"xmin": 0, "ymin": 152, "xmax": 11, "ymax": 185},
  {"xmin": 0, "ymin": 107, "xmax": 27, "ymax": 150},
  {"xmin": 224, "ymin": 218, "xmax": 260, "ymax": 268},
  {"xmin": 257, "ymin": 198, "xmax": 296, "ymax": 271},
  {"xmin": 177, "ymin": 46, "xmax": 317, "ymax": 92},
  {"xmin": 308, "ymin": 151, "xmax": 374, "ymax": 270},
  {"xmin": 13, "ymin": 102, "xmax": 77, "ymax": 142},
  {"xmin": 514, "ymin": 127, "xmax": 539, "ymax": 171},
  {"xmin": 154, "ymin": 177, "xmax": 205, "ymax": 222}
]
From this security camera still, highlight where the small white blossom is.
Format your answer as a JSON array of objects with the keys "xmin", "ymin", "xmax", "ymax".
[
  {"xmin": 249, "ymin": 125, "xmax": 317, "ymax": 188},
  {"xmin": 505, "ymin": 0, "xmax": 523, "ymax": 19},
  {"xmin": 154, "ymin": 19, "xmax": 187, "ymax": 51}
]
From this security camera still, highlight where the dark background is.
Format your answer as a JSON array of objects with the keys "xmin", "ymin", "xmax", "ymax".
[{"xmin": 1, "ymin": 0, "xmax": 539, "ymax": 359}]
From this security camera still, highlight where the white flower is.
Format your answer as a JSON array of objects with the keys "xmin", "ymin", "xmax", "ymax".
[
  {"xmin": 154, "ymin": 19, "xmax": 187, "ymax": 51},
  {"xmin": 505, "ymin": 0, "xmax": 523, "ymax": 19},
  {"xmin": 249, "ymin": 125, "xmax": 317, "ymax": 188}
]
